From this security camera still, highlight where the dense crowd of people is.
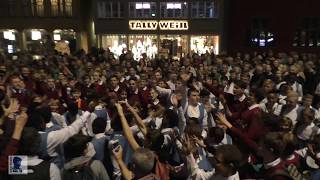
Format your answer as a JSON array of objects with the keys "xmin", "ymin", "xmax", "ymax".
[{"xmin": 1, "ymin": 48, "xmax": 320, "ymax": 180}]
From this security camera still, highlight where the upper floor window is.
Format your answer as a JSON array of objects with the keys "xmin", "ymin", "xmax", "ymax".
[
  {"xmin": 31, "ymin": 0, "xmax": 44, "ymax": 16},
  {"xmin": 50, "ymin": 0, "xmax": 73, "ymax": 17},
  {"xmin": 0, "ymin": 0, "xmax": 17, "ymax": 17},
  {"xmin": 8, "ymin": 0, "xmax": 17, "ymax": 16},
  {"xmin": 129, "ymin": 2, "xmax": 157, "ymax": 18},
  {"xmin": 293, "ymin": 18, "xmax": 320, "ymax": 47},
  {"xmin": 191, "ymin": 1, "xmax": 216, "ymax": 18},
  {"xmin": 249, "ymin": 19, "xmax": 274, "ymax": 47},
  {"xmin": 97, "ymin": 1, "xmax": 124, "ymax": 18},
  {"xmin": 160, "ymin": 2, "xmax": 188, "ymax": 18}
]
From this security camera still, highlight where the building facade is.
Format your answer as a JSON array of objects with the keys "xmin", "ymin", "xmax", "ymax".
[
  {"xmin": 0, "ymin": 0, "xmax": 90, "ymax": 54},
  {"xmin": 92, "ymin": 0, "xmax": 228, "ymax": 60}
]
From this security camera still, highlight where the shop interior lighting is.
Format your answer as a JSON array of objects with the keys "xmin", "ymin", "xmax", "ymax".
[
  {"xmin": 53, "ymin": 34, "xmax": 61, "ymax": 41},
  {"xmin": 31, "ymin": 30, "xmax": 41, "ymax": 40},
  {"xmin": 3, "ymin": 31, "xmax": 15, "ymax": 41}
]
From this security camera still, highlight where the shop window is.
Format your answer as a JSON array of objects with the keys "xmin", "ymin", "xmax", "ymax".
[
  {"xmin": 129, "ymin": 2, "xmax": 157, "ymax": 18},
  {"xmin": 25, "ymin": 29, "xmax": 48, "ymax": 54},
  {"xmin": 53, "ymin": 29, "xmax": 76, "ymax": 53},
  {"xmin": 249, "ymin": 19, "xmax": 274, "ymax": 47},
  {"xmin": 160, "ymin": 2, "xmax": 188, "ymax": 18},
  {"xmin": 293, "ymin": 18, "xmax": 320, "ymax": 47},
  {"xmin": 191, "ymin": 1, "xmax": 216, "ymax": 18},
  {"xmin": 129, "ymin": 35, "xmax": 158, "ymax": 61},
  {"xmin": 159, "ymin": 35, "xmax": 188, "ymax": 59},
  {"xmin": 0, "ymin": 29, "xmax": 19, "ymax": 54},
  {"xmin": 101, "ymin": 35, "xmax": 127, "ymax": 58},
  {"xmin": 190, "ymin": 35, "xmax": 219, "ymax": 55},
  {"xmin": 97, "ymin": 1, "xmax": 124, "ymax": 18}
]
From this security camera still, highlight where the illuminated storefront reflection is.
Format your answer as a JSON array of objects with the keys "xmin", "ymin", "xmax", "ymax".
[
  {"xmin": 53, "ymin": 29, "xmax": 76, "ymax": 53},
  {"xmin": 190, "ymin": 35, "xmax": 219, "ymax": 55},
  {"xmin": 25, "ymin": 29, "xmax": 49, "ymax": 54},
  {"xmin": 0, "ymin": 29, "xmax": 18, "ymax": 53},
  {"xmin": 99, "ymin": 34, "xmax": 219, "ymax": 60},
  {"xmin": 101, "ymin": 35, "xmax": 127, "ymax": 58},
  {"xmin": 159, "ymin": 35, "xmax": 188, "ymax": 59},
  {"xmin": 129, "ymin": 35, "xmax": 157, "ymax": 61}
]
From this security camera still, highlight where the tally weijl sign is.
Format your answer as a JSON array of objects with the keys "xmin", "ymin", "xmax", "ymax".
[{"xmin": 129, "ymin": 20, "xmax": 189, "ymax": 30}]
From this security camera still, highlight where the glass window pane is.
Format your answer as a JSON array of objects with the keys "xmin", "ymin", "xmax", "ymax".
[
  {"xmin": 105, "ymin": 3, "xmax": 111, "ymax": 17},
  {"xmin": 112, "ymin": 2, "xmax": 118, "ymax": 17},
  {"xmin": 190, "ymin": 36, "xmax": 219, "ymax": 54},
  {"xmin": 102, "ymin": 34, "xmax": 127, "ymax": 58},
  {"xmin": 119, "ymin": 3, "xmax": 124, "ymax": 17}
]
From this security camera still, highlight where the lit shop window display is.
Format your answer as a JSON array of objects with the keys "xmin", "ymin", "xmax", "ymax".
[
  {"xmin": 190, "ymin": 35, "xmax": 219, "ymax": 55},
  {"xmin": 129, "ymin": 35, "xmax": 157, "ymax": 61},
  {"xmin": 101, "ymin": 35, "xmax": 127, "ymax": 58},
  {"xmin": 159, "ymin": 35, "xmax": 188, "ymax": 58},
  {"xmin": 25, "ymin": 29, "xmax": 49, "ymax": 54},
  {"xmin": 0, "ymin": 29, "xmax": 18, "ymax": 53},
  {"xmin": 53, "ymin": 29, "xmax": 76, "ymax": 53}
]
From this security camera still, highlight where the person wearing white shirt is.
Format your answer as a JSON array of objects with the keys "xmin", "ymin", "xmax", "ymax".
[
  {"xmin": 184, "ymin": 88, "xmax": 208, "ymax": 134},
  {"xmin": 259, "ymin": 92, "xmax": 283, "ymax": 116},
  {"xmin": 14, "ymin": 127, "xmax": 61, "ymax": 180},
  {"xmin": 281, "ymin": 91, "xmax": 301, "ymax": 126},
  {"xmin": 184, "ymin": 144, "xmax": 241, "ymax": 180}
]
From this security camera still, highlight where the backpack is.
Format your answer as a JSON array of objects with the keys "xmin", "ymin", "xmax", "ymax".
[
  {"xmin": 63, "ymin": 161, "xmax": 95, "ymax": 180},
  {"xmin": 12, "ymin": 160, "xmax": 51, "ymax": 180}
]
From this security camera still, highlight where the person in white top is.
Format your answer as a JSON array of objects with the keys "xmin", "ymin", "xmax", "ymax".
[
  {"xmin": 281, "ymin": 91, "xmax": 301, "ymax": 126},
  {"xmin": 184, "ymin": 88, "xmax": 208, "ymax": 134},
  {"xmin": 182, "ymin": 137, "xmax": 241, "ymax": 180},
  {"xmin": 259, "ymin": 92, "xmax": 282, "ymax": 116}
]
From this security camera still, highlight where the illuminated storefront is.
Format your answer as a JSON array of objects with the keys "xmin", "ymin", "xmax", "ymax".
[
  {"xmin": 25, "ymin": 29, "xmax": 49, "ymax": 54},
  {"xmin": 95, "ymin": 1, "xmax": 224, "ymax": 60},
  {"xmin": 53, "ymin": 29, "xmax": 76, "ymax": 52},
  {"xmin": 159, "ymin": 35, "xmax": 188, "ymax": 58},
  {"xmin": 129, "ymin": 35, "xmax": 158, "ymax": 60},
  {"xmin": 101, "ymin": 35, "xmax": 127, "ymax": 58},
  {"xmin": 0, "ymin": 29, "xmax": 19, "ymax": 53},
  {"xmin": 191, "ymin": 35, "xmax": 219, "ymax": 55}
]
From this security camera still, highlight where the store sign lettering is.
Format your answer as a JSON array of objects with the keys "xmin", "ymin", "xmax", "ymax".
[{"xmin": 129, "ymin": 20, "xmax": 188, "ymax": 30}]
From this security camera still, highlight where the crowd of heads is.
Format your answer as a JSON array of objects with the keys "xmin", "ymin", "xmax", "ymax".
[{"xmin": 1, "ymin": 48, "xmax": 320, "ymax": 179}]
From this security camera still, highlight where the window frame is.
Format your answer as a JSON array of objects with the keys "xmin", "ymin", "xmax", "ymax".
[
  {"xmin": 160, "ymin": 2, "xmax": 188, "ymax": 19},
  {"xmin": 191, "ymin": 1, "xmax": 217, "ymax": 19},
  {"xmin": 129, "ymin": 2, "xmax": 157, "ymax": 19},
  {"xmin": 97, "ymin": 1, "xmax": 125, "ymax": 19}
]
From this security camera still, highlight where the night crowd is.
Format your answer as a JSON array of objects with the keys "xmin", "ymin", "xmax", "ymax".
[{"xmin": 1, "ymin": 49, "xmax": 320, "ymax": 180}]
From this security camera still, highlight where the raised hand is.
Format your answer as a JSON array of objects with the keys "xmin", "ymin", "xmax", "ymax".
[
  {"xmin": 2, "ymin": 98, "xmax": 20, "ymax": 117},
  {"xmin": 181, "ymin": 135, "xmax": 194, "ymax": 155},
  {"xmin": 112, "ymin": 145, "xmax": 123, "ymax": 161},
  {"xmin": 216, "ymin": 112, "xmax": 233, "ymax": 128},
  {"xmin": 15, "ymin": 111, "xmax": 28, "ymax": 128},
  {"xmin": 115, "ymin": 103, "xmax": 124, "ymax": 113}
]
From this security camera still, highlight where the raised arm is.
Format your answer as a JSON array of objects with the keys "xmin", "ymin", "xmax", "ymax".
[
  {"xmin": 46, "ymin": 111, "xmax": 91, "ymax": 156},
  {"xmin": 121, "ymin": 101, "xmax": 147, "ymax": 137},
  {"xmin": 156, "ymin": 86, "xmax": 172, "ymax": 97},
  {"xmin": 115, "ymin": 103, "xmax": 140, "ymax": 151},
  {"xmin": 216, "ymin": 113, "xmax": 259, "ymax": 152},
  {"xmin": 113, "ymin": 146, "xmax": 133, "ymax": 180}
]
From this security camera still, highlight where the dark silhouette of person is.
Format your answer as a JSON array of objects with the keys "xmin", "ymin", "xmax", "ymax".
[{"xmin": 12, "ymin": 157, "xmax": 22, "ymax": 172}]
